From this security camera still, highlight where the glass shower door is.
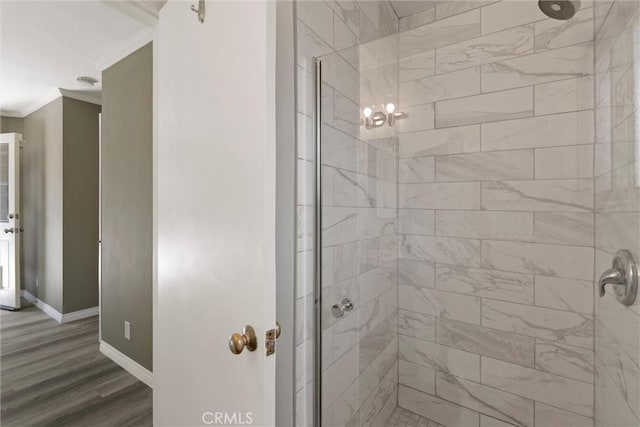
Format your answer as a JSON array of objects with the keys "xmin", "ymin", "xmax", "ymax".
[{"xmin": 315, "ymin": 35, "xmax": 399, "ymax": 426}]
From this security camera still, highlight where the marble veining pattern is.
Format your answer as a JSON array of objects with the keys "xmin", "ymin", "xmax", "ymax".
[
  {"xmin": 435, "ymin": 24, "xmax": 535, "ymax": 73},
  {"xmin": 481, "ymin": 179, "xmax": 594, "ymax": 212},
  {"xmin": 481, "ymin": 43, "xmax": 594, "ymax": 92},
  {"xmin": 436, "ymin": 317, "xmax": 535, "ymax": 367},
  {"xmin": 435, "ymin": 372, "xmax": 534, "ymax": 427},
  {"xmin": 291, "ymin": 1, "xmax": 627, "ymax": 426},
  {"xmin": 386, "ymin": 406, "xmax": 443, "ymax": 427},
  {"xmin": 436, "ymin": 264, "xmax": 534, "ymax": 304},
  {"xmin": 395, "ymin": 3, "xmax": 599, "ymax": 425},
  {"xmin": 295, "ymin": 1, "xmax": 401, "ymax": 425},
  {"xmin": 594, "ymin": 2, "xmax": 640, "ymax": 426},
  {"xmin": 400, "ymin": 66, "xmax": 480, "ymax": 106},
  {"xmin": 482, "ymin": 299, "xmax": 594, "ymax": 349},
  {"xmin": 399, "ymin": 335, "xmax": 481, "ymax": 382},
  {"xmin": 534, "ymin": 7, "xmax": 594, "ymax": 52},
  {"xmin": 435, "ymin": 150, "xmax": 534, "ymax": 182},
  {"xmin": 435, "ymin": 86, "xmax": 534, "ymax": 128},
  {"xmin": 482, "ymin": 357, "xmax": 594, "ymax": 417},
  {"xmin": 535, "ymin": 340, "xmax": 595, "ymax": 383}
]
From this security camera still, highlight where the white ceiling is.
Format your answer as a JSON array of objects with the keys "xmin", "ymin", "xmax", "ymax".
[
  {"xmin": 389, "ymin": 1, "xmax": 443, "ymax": 18},
  {"xmin": 0, "ymin": 1, "xmax": 155, "ymax": 117}
]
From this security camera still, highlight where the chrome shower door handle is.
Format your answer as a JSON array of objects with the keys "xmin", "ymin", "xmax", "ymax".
[
  {"xmin": 331, "ymin": 298, "xmax": 354, "ymax": 318},
  {"xmin": 598, "ymin": 249, "xmax": 638, "ymax": 306}
]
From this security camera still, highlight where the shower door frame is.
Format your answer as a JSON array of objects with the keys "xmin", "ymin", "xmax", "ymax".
[{"xmin": 313, "ymin": 57, "xmax": 323, "ymax": 427}]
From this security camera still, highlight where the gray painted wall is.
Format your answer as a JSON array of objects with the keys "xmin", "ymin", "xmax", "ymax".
[
  {"xmin": 62, "ymin": 97, "xmax": 101, "ymax": 312},
  {"xmin": 101, "ymin": 43, "xmax": 153, "ymax": 371},
  {"xmin": 17, "ymin": 98, "xmax": 100, "ymax": 313},
  {"xmin": 22, "ymin": 98, "xmax": 64, "ymax": 310},
  {"xmin": 0, "ymin": 116, "xmax": 24, "ymax": 135}
]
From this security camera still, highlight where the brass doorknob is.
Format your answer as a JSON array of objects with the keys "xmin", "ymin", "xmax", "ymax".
[{"xmin": 228, "ymin": 325, "xmax": 257, "ymax": 355}]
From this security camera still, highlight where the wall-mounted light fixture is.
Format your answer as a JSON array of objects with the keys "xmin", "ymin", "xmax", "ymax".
[{"xmin": 361, "ymin": 103, "xmax": 406, "ymax": 129}]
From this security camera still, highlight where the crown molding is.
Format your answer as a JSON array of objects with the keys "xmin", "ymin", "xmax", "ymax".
[
  {"xmin": 100, "ymin": 0, "xmax": 161, "ymax": 28},
  {"xmin": 93, "ymin": 27, "xmax": 153, "ymax": 72},
  {"xmin": 0, "ymin": 87, "xmax": 102, "ymax": 118},
  {"xmin": 1, "ymin": 87, "xmax": 61, "ymax": 118},
  {"xmin": 59, "ymin": 89, "xmax": 102, "ymax": 106}
]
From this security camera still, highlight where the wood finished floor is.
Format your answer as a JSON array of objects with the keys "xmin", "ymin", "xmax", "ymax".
[{"xmin": 1, "ymin": 305, "xmax": 152, "ymax": 427}]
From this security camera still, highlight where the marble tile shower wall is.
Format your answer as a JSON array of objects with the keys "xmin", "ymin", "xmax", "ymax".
[
  {"xmin": 593, "ymin": 1, "xmax": 640, "ymax": 426},
  {"xmin": 294, "ymin": 1, "xmax": 399, "ymax": 426},
  {"xmin": 396, "ymin": 2, "xmax": 598, "ymax": 426}
]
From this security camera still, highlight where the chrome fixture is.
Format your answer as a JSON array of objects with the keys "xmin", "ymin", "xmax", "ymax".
[
  {"xmin": 228, "ymin": 325, "xmax": 257, "ymax": 354},
  {"xmin": 362, "ymin": 103, "xmax": 406, "ymax": 129},
  {"xmin": 313, "ymin": 58, "xmax": 323, "ymax": 427},
  {"xmin": 539, "ymin": 0, "xmax": 579, "ymax": 20},
  {"xmin": 191, "ymin": 0, "xmax": 205, "ymax": 23},
  {"xmin": 599, "ymin": 249, "xmax": 638, "ymax": 306},
  {"xmin": 331, "ymin": 298, "xmax": 354, "ymax": 318}
]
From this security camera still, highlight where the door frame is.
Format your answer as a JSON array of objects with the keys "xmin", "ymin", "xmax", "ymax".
[
  {"xmin": 275, "ymin": 1, "xmax": 297, "ymax": 425},
  {"xmin": 0, "ymin": 132, "xmax": 22, "ymax": 310},
  {"xmin": 98, "ymin": 113, "xmax": 102, "ymax": 340},
  {"xmin": 152, "ymin": 22, "xmax": 159, "ymax": 418}
]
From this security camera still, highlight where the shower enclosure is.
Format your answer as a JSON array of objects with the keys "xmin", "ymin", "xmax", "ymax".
[{"xmin": 294, "ymin": 1, "xmax": 640, "ymax": 426}]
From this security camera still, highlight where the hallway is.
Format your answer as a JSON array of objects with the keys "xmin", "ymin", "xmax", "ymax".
[{"xmin": 1, "ymin": 306, "xmax": 152, "ymax": 426}]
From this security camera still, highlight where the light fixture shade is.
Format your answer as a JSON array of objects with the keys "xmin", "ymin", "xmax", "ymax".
[{"xmin": 363, "ymin": 107, "xmax": 373, "ymax": 118}]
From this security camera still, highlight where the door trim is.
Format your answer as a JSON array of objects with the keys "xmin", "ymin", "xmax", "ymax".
[{"xmin": 275, "ymin": 1, "xmax": 297, "ymax": 426}]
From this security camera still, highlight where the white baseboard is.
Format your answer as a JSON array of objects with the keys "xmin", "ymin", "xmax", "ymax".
[
  {"xmin": 21, "ymin": 289, "xmax": 37, "ymax": 303},
  {"xmin": 21, "ymin": 290, "xmax": 98, "ymax": 324},
  {"xmin": 22, "ymin": 290, "xmax": 62, "ymax": 322},
  {"xmin": 62, "ymin": 306, "xmax": 99, "ymax": 323},
  {"xmin": 100, "ymin": 341, "xmax": 153, "ymax": 388}
]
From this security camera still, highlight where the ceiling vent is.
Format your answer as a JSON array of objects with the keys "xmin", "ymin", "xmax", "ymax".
[{"xmin": 76, "ymin": 76, "xmax": 99, "ymax": 87}]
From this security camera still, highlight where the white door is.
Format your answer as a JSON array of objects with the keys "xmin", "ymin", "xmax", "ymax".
[
  {"xmin": 0, "ymin": 133, "xmax": 21, "ymax": 310},
  {"xmin": 155, "ymin": 1, "xmax": 277, "ymax": 426}
]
